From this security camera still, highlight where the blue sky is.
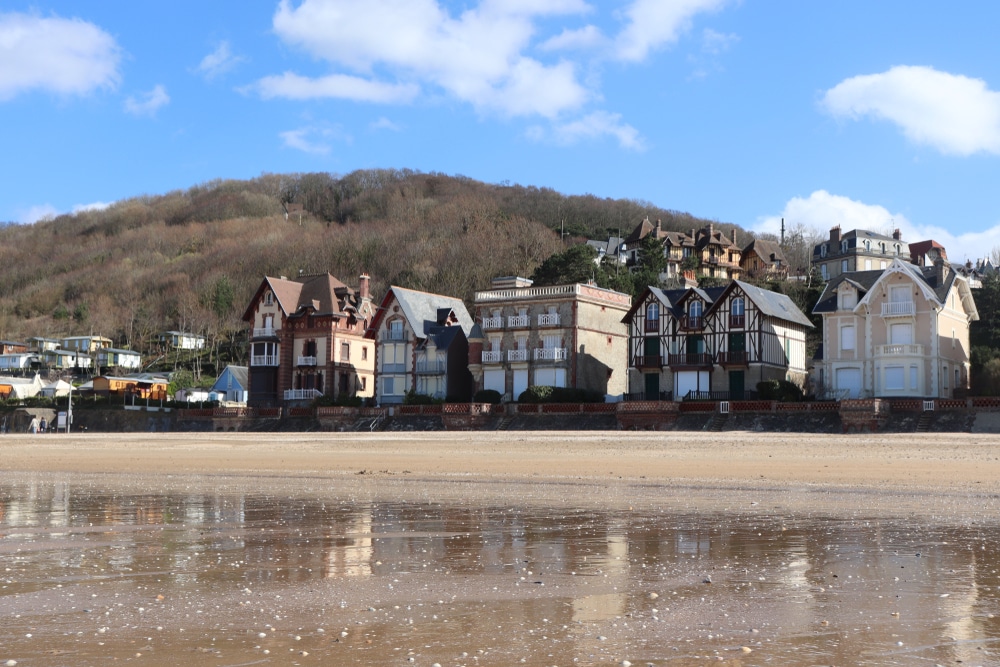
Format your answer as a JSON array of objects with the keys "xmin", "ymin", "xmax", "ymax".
[{"xmin": 4, "ymin": 1, "xmax": 1000, "ymax": 263}]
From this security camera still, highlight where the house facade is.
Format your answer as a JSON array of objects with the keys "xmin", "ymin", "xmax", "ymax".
[
  {"xmin": 740, "ymin": 238, "xmax": 788, "ymax": 280},
  {"xmin": 812, "ymin": 258, "xmax": 978, "ymax": 399},
  {"xmin": 812, "ymin": 226, "xmax": 910, "ymax": 281},
  {"xmin": 212, "ymin": 365, "xmax": 248, "ymax": 403},
  {"xmin": 468, "ymin": 277, "xmax": 631, "ymax": 401},
  {"xmin": 623, "ymin": 281, "xmax": 813, "ymax": 400},
  {"xmin": 159, "ymin": 331, "xmax": 206, "ymax": 350},
  {"xmin": 98, "ymin": 348, "xmax": 142, "ymax": 370},
  {"xmin": 61, "ymin": 335, "xmax": 113, "ymax": 353},
  {"xmin": 367, "ymin": 286, "xmax": 474, "ymax": 405},
  {"xmin": 622, "ymin": 219, "xmax": 742, "ymax": 281},
  {"xmin": 242, "ymin": 273, "xmax": 376, "ymax": 407}
]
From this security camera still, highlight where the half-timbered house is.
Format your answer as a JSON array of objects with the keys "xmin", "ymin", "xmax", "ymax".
[{"xmin": 623, "ymin": 281, "xmax": 813, "ymax": 400}]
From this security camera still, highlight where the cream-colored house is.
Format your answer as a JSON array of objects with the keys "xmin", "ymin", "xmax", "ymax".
[{"xmin": 812, "ymin": 258, "xmax": 978, "ymax": 399}]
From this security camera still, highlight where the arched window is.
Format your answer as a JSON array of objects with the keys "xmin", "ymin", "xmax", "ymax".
[{"xmin": 646, "ymin": 303, "xmax": 659, "ymax": 321}]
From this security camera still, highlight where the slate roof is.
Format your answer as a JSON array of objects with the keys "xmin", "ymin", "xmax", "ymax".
[
  {"xmin": 243, "ymin": 273, "xmax": 361, "ymax": 322},
  {"xmin": 213, "ymin": 365, "xmax": 248, "ymax": 391},
  {"xmin": 731, "ymin": 281, "xmax": 814, "ymax": 328},
  {"xmin": 812, "ymin": 270, "xmax": 882, "ymax": 314},
  {"xmin": 812, "ymin": 259, "xmax": 965, "ymax": 315},
  {"xmin": 625, "ymin": 281, "xmax": 812, "ymax": 328},
  {"xmin": 377, "ymin": 286, "xmax": 474, "ymax": 338}
]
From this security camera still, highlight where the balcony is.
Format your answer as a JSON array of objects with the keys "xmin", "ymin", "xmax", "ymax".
[
  {"xmin": 881, "ymin": 301, "xmax": 915, "ymax": 317},
  {"xmin": 729, "ymin": 314, "xmax": 745, "ymax": 328},
  {"xmin": 416, "ymin": 360, "xmax": 446, "ymax": 374},
  {"xmin": 251, "ymin": 354, "xmax": 279, "ymax": 366},
  {"xmin": 679, "ymin": 315, "xmax": 704, "ymax": 330},
  {"xmin": 507, "ymin": 314, "xmax": 529, "ymax": 328},
  {"xmin": 716, "ymin": 350, "xmax": 748, "ymax": 366},
  {"xmin": 667, "ymin": 352, "xmax": 713, "ymax": 368},
  {"xmin": 284, "ymin": 389, "xmax": 322, "ymax": 401},
  {"xmin": 538, "ymin": 313, "xmax": 560, "ymax": 326},
  {"xmin": 482, "ymin": 316, "xmax": 503, "ymax": 329},
  {"xmin": 634, "ymin": 354, "xmax": 663, "ymax": 369},
  {"xmin": 382, "ymin": 363, "xmax": 406, "ymax": 374},
  {"xmin": 875, "ymin": 344, "xmax": 924, "ymax": 357},
  {"xmin": 297, "ymin": 355, "xmax": 317, "ymax": 366},
  {"xmin": 507, "ymin": 349, "xmax": 529, "ymax": 362},
  {"xmin": 482, "ymin": 350, "xmax": 503, "ymax": 363},
  {"xmin": 643, "ymin": 319, "xmax": 659, "ymax": 333},
  {"xmin": 252, "ymin": 326, "xmax": 277, "ymax": 338},
  {"xmin": 382, "ymin": 330, "xmax": 409, "ymax": 342},
  {"xmin": 534, "ymin": 347, "xmax": 567, "ymax": 361}
]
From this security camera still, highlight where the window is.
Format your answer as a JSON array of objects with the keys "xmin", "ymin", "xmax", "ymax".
[
  {"xmin": 361, "ymin": 376, "xmax": 367, "ymax": 390},
  {"xmin": 821, "ymin": 265, "xmax": 829, "ymax": 280},
  {"xmin": 885, "ymin": 366, "xmax": 904, "ymax": 390},
  {"xmin": 889, "ymin": 323, "xmax": 912, "ymax": 345},
  {"xmin": 956, "ymin": 368, "xmax": 961, "ymax": 388},
  {"xmin": 264, "ymin": 292, "xmax": 273, "ymax": 306},
  {"xmin": 341, "ymin": 342, "xmax": 350, "ymax": 361},
  {"xmin": 840, "ymin": 291, "xmax": 856, "ymax": 310},
  {"xmin": 943, "ymin": 365, "xmax": 949, "ymax": 389},
  {"xmin": 362, "ymin": 346, "xmax": 368, "ymax": 361},
  {"xmin": 820, "ymin": 244, "xmax": 828, "ymax": 257},
  {"xmin": 841, "ymin": 325, "xmax": 856, "ymax": 351},
  {"xmin": 689, "ymin": 301, "xmax": 703, "ymax": 318},
  {"xmin": 646, "ymin": 303, "xmax": 659, "ymax": 321},
  {"xmin": 382, "ymin": 376, "xmax": 395, "ymax": 395},
  {"xmin": 910, "ymin": 366, "xmax": 918, "ymax": 390},
  {"xmin": 865, "ymin": 259, "xmax": 872, "ymax": 270},
  {"xmin": 881, "ymin": 261, "xmax": 887, "ymax": 269},
  {"xmin": 841, "ymin": 240, "xmax": 848, "ymax": 252},
  {"xmin": 841, "ymin": 259, "xmax": 848, "ymax": 273},
  {"xmin": 731, "ymin": 298, "xmax": 744, "ymax": 316},
  {"xmin": 864, "ymin": 240, "xmax": 871, "ymax": 252}
]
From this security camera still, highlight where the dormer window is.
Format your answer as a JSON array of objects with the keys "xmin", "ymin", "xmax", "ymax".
[
  {"xmin": 841, "ymin": 240, "xmax": 848, "ymax": 252},
  {"xmin": 820, "ymin": 244, "xmax": 828, "ymax": 257},
  {"xmin": 264, "ymin": 292, "xmax": 273, "ymax": 306},
  {"xmin": 864, "ymin": 240, "xmax": 871, "ymax": 252},
  {"xmin": 840, "ymin": 290, "xmax": 856, "ymax": 310}
]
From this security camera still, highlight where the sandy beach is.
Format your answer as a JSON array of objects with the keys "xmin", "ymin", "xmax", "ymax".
[{"xmin": 1, "ymin": 430, "xmax": 999, "ymax": 493}]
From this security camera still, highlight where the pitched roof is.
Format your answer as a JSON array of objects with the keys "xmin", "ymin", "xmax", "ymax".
[
  {"xmin": 243, "ymin": 273, "xmax": 362, "ymax": 322},
  {"xmin": 741, "ymin": 238, "xmax": 786, "ymax": 263},
  {"xmin": 213, "ymin": 365, "xmax": 248, "ymax": 391},
  {"xmin": 813, "ymin": 270, "xmax": 883, "ymax": 313},
  {"xmin": 375, "ymin": 286, "xmax": 474, "ymax": 337},
  {"xmin": 731, "ymin": 281, "xmax": 813, "ymax": 328}
]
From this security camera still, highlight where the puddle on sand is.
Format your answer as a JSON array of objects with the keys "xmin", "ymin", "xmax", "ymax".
[{"xmin": 2, "ymin": 473, "xmax": 1000, "ymax": 666}]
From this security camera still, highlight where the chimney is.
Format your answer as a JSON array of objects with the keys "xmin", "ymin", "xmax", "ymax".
[
  {"xmin": 683, "ymin": 270, "xmax": 698, "ymax": 289},
  {"xmin": 830, "ymin": 226, "xmax": 841, "ymax": 243},
  {"xmin": 893, "ymin": 228, "xmax": 902, "ymax": 240},
  {"xmin": 655, "ymin": 218, "xmax": 661, "ymax": 234},
  {"xmin": 934, "ymin": 257, "xmax": 950, "ymax": 284},
  {"xmin": 690, "ymin": 228, "xmax": 696, "ymax": 240},
  {"xmin": 359, "ymin": 273, "xmax": 370, "ymax": 299},
  {"xmin": 731, "ymin": 228, "xmax": 737, "ymax": 245}
]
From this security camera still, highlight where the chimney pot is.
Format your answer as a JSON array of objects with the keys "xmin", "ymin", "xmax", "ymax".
[{"xmin": 830, "ymin": 226, "xmax": 842, "ymax": 243}]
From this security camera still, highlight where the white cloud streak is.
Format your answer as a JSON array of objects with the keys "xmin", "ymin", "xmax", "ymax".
[
  {"xmin": 124, "ymin": 84, "xmax": 170, "ymax": 116},
  {"xmin": 613, "ymin": 0, "xmax": 728, "ymax": 62},
  {"xmin": 0, "ymin": 11, "xmax": 120, "ymax": 101},
  {"xmin": 254, "ymin": 72, "xmax": 419, "ymax": 103},
  {"xmin": 532, "ymin": 110, "xmax": 646, "ymax": 150},
  {"xmin": 822, "ymin": 65, "xmax": 1000, "ymax": 156},
  {"xmin": 196, "ymin": 41, "xmax": 246, "ymax": 80}
]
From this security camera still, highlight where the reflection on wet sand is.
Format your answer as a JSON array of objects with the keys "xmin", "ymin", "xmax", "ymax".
[{"xmin": 1, "ymin": 474, "xmax": 1000, "ymax": 666}]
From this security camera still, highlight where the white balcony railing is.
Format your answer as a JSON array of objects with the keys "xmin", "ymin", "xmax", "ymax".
[
  {"xmin": 482, "ymin": 350, "xmax": 503, "ymax": 363},
  {"xmin": 881, "ymin": 301, "xmax": 915, "ymax": 317},
  {"xmin": 251, "ymin": 355, "xmax": 279, "ymax": 366},
  {"xmin": 252, "ymin": 327, "xmax": 276, "ymax": 338},
  {"xmin": 382, "ymin": 330, "xmax": 409, "ymax": 341},
  {"xmin": 507, "ymin": 349, "xmax": 528, "ymax": 362},
  {"xmin": 284, "ymin": 389, "xmax": 322, "ymax": 400},
  {"xmin": 875, "ymin": 344, "xmax": 924, "ymax": 357},
  {"xmin": 297, "ymin": 356, "xmax": 317, "ymax": 366},
  {"xmin": 538, "ymin": 313, "xmax": 560, "ymax": 326},
  {"xmin": 507, "ymin": 314, "xmax": 529, "ymax": 328},
  {"xmin": 534, "ymin": 347, "xmax": 567, "ymax": 361},
  {"xmin": 482, "ymin": 316, "xmax": 503, "ymax": 329}
]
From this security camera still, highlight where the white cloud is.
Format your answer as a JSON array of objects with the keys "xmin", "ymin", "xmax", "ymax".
[
  {"xmin": 700, "ymin": 28, "xmax": 738, "ymax": 55},
  {"xmin": 532, "ymin": 110, "xmax": 646, "ymax": 150},
  {"xmin": 370, "ymin": 117, "xmax": 401, "ymax": 131},
  {"xmin": 264, "ymin": 0, "xmax": 590, "ymax": 118},
  {"xmin": 754, "ymin": 190, "xmax": 1000, "ymax": 264},
  {"xmin": 822, "ymin": 65, "xmax": 1000, "ymax": 156},
  {"xmin": 0, "ymin": 11, "xmax": 120, "ymax": 101},
  {"xmin": 195, "ymin": 41, "xmax": 246, "ymax": 80},
  {"xmin": 613, "ymin": 0, "xmax": 728, "ymax": 62},
  {"xmin": 21, "ymin": 204, "xmax": 58, "ymax": 223},
  {"xmin": 279, "ymin": 125, "xmax": 350, "ymax": 155},
  {"xmin": 124, "ymin": 84, "xmax": 170, "ymax": 116},
  {"xmin": 253, "ymin": 72, "xmax": 419, "ymax": 103},
  {"xmin": 539, "ymin": 25, "xmax": 606, "ymax": 52},
  {"xmin": 73, "ymin": 201, "xmax": 112, "ymax": 213}
]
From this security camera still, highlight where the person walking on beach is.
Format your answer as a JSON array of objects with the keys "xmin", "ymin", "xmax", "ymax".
[
  {"xmin": 39, "ymin": 417, "xmax": 47, "ymax": 433},
  {"xmin": 28, "ymin": 416, "xmax": 39, "ymax": 434}
]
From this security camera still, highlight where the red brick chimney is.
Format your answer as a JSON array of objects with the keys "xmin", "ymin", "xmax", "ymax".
[{"xmin": 358, "ymin": 273, "xmax": 370, "ymax": 299}]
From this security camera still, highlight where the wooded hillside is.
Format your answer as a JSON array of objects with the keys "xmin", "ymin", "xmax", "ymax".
[{"xmin": 0, "ymin": 169, "xmax": 752, "ymax": 360}]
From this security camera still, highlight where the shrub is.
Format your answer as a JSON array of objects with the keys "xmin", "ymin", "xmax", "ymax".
[
  {"xmin": 517, "ymin": 385, "xmax": 603, "ymax": 403},
  {"xmin": 756, "ymin": 379, "xmax": 804, "ymax": 402},
  {"xmin": 403, "ymin": 390, "xmax": 440, "ymax": 405},
  {"xmin": 473, "ymin": 389, "xmax": 503, "ymax": 404}
]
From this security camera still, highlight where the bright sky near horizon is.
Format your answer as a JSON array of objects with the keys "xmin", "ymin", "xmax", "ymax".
[{"xmin": 4, "ymin": 1, "xmax": 1000, "ymax": 263}]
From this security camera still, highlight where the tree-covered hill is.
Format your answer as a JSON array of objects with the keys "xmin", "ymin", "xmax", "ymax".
[{"xmin": 0, "ymin": 169, "xmax": 742, "ymax": 358}]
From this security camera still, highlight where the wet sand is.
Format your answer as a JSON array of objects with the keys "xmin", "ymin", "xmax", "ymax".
[
  {"xmin": 3, "ymin": 432, "xmax": 1000, "ymax": 666},
  {"xmin": 1, "ymin": 430, "xmax": 999, "ymax": 494}
]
